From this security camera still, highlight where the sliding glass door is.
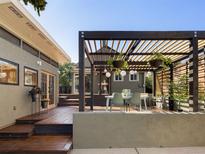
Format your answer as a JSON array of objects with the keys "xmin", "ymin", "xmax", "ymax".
[{"xmin": 41, "ymin": 72, "xmax": 55, "ymax": 109}]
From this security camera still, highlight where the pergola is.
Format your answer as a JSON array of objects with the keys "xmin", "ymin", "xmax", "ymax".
[{"xmin": 79, "ymin": 31, "xmax": 205, "ymax": 112}]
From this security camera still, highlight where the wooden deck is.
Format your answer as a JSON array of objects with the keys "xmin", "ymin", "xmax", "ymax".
[
  {"xmin": 17, "ymin": 106, "xmax": 78, "ymax": 124},
  {"xmin": 0, "ymin": 106, "xmax": 77, "ymax": 154},
  {"xmin": 0, "ymin": 135, "xmax": 72, "ymax": 154}
]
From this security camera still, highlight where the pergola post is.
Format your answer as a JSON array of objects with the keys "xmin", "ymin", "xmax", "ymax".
[
  {"xmin": 99, "ymin": 69, "xmax": 102, "ymax": 94},
  {"xmin": 79, "ymin": 32, "xmax": 85, "ymax": 112},
  {"xmin": 169, "ymin": 64, "xmax": 174, "ymax": 110},
  {"xmin": 189, "ymin": 32, "xmax": 199, "ymax": 112},
  {"xmin": 109, "ymin": 73, "xmax": 112, "ymax": 94},
  {"xmin": 90, "ymin": 64, "xmax": 94, "ymax": 110},
  {"xmin": 153, "ymin": 71, "xmax": 156, "ymax": 97}
]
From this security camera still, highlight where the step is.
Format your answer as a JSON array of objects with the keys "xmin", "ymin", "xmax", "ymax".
[
  {"xmin": 58, "ymin": 102, "xmax": 79, "ymax": 107},
  {"xmin": 34, "ymin": 124, "xmax": 72, "ymax": 135},
  {"xmin": 0, "ymin": 124, "xmax": 34, "ymax": 139},
  {"xmin": 16, "ymin": 109, "xmax": 58, "ymax": 124},
  {"xmin": 34, "ymin": 112, "xmax": 73, "ymax": 135},
  {"xmin": 0, "ymin": 135, "xmax": 72, "ymax": 154}
]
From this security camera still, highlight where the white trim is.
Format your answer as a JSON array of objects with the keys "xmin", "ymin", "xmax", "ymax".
[
  {"xmin": 129, "ymin": 72, "xmax": 139, "ymax": 82},
  {"xmin": 113, "ymin": 73, "xmax": 124, "ymax": 82}
]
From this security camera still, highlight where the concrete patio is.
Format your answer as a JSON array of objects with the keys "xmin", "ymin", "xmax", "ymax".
[{"xmin": 71, "ymin": 147, "xmax": 205, "ymax": 154}]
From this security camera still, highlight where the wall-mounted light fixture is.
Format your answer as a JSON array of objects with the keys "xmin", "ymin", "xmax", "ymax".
[{"xmin": 37, "ymin": 60, "xmax": 42, "ymax": 66}]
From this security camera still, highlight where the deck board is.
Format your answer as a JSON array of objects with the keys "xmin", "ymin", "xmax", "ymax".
[
  {"xmin": 17, "ymin": 106, "xmax": 78, "ymax": 125},
  {"xmin": 0, "ymin": 135, "xmax": 72, "ymax": 154}
]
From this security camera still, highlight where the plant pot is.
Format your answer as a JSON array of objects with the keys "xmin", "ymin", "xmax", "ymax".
[
  {"xmin": 112, "ymin": 60, "xmax": 124, "ymax": 68},
  {"xmin": 178, "ymin": 109, "xmax": 183, "ymax": 112},
  {"xmin": 169, "ymin": 99, "xmax": 174, "ymax": 111},
  {"xmin": 41, "ymin": 100, "xmax": 48, "ymax": 108},
  {"xmin": 149, "ymin": 59, "xmax": 163, "ymax": 68}
]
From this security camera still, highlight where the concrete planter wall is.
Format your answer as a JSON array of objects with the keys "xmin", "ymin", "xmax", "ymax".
[{"xmin": 73, "ymin": 112, "xmax": 205, "ymax": 148}]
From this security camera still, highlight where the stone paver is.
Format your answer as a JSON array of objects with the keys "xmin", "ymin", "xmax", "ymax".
[
  {"xmin": 71, "ymin": 148, "xmax": 137, "ymax": 154},
  {"xmin": 138, "ymin": 147, "xmax": 205, "ymax": 154},
  {"xmin": 71, "ymin": 147, "xmax": 205, "ymax": 154}
]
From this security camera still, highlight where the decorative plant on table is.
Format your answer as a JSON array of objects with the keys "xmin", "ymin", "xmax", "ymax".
[
  {"xmin": 107, "ymin": 53, "xmax": 129, "ymax": 74},
  {"xmin": 149, "ymin": 53, "xmax": 172, "ymax": 68},
  {"xmin": 169, "ymin": 74, "xmax": 189, "ymax": 112}
]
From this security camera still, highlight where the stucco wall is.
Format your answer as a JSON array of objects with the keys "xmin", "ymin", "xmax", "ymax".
[
  {"xmin": 73, "ymin": 112, "xmax": 205, "ymax": 148},
  {"xmin": 111, "ymin": 72, "xmax": 145, "ymax": 93},
  {"xmin": 93, "ymin": 72, "xmax": 145, "ymax": 94},
  {"xmin": 0, "ymin": 38, "xmax": 59, "ymax": 128}
]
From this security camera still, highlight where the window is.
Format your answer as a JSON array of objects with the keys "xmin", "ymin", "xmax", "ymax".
[
  {"xmin": 129, "ymin": 73, "xmax": 139, "ymax": 81},
  {"xmin": 24, "ymin": 67, "xmax": 38, "ymax": 86},
  {"xmin": 0, "ymin": 27, "xmax": 21, "ymax": 46},
  {"xmin": 74, "ymin": 74, "xmax": 79, "ymax": 93},
  {"xmin": 22, "ymin": 42, "xmax": 39, "ymax": 57},
  {"xmin": 0, "ymin": 58, "xmax": 19, "ymax": 85},
  {"xmin": 114, "ymin": 74, "xmax": 124, "ymax": 81}
]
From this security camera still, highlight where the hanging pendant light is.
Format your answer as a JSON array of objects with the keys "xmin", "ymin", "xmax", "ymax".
[
  {"xmin": 105, "ymin": 72, "xmax": 111, "ymax": 78},
  {"xmin": 129, "ymin": 70, "xmax": 135, "ymax": 75},
  {"xmin": 120, "ymin": 70, "xmax": 126, "ymax": 77}
]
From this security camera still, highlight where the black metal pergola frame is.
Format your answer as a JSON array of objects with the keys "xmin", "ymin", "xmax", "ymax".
[{"xmin": 79, "ymin": 31, "xmax": 205, "ymax": 112}]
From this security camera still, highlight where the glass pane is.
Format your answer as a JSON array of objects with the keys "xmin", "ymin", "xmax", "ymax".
[
  {"xmin": 24, "ymin": 67, "xmax": 38, "ymax": 86},
  {"xmin": 75, "ymin": 75, "xmax": 79, "ymax": 93},
  {"xmin": 0, "ymin": 58, "xmax": 18, "ymax": 84},
  {"xmin": 49, "ymin": 75, "xmax": 54, "ymax": 105},
  {"xmin": 41, "ymin": 73, "xmax": 47, "ymax": 99},
  {"xmin": 85, "ymin": 74, "xmax": 91, "ymax": 93}
]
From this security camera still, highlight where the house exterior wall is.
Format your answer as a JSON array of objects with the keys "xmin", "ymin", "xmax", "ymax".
[
  {"xmin": 111, "ymin": 72, "xmax": 145, "ymax": 93},
  {"xmin": 0, "ymin": 37, "xmax": 59, "ymax": 128},
  {"xmin": 72, "ymin": 69, "xmax": 145, "ymax": 94}
]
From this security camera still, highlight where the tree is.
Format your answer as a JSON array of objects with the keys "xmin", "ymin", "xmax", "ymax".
[
  {"xmin": 59, "ymin": 63, "xmax": 73, "ymax": 93},
  {"xmin": 145, "ymin": 73, "xmax": 152, "ymax": 93},
  {"xmin": 22, "ymin": 0, "xmax": 47, "ymax": 16}
]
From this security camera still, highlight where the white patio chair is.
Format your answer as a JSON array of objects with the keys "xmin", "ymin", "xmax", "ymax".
[{"xmin": 110, "ymin": 93, "xmax": 124, "ymax": 112}]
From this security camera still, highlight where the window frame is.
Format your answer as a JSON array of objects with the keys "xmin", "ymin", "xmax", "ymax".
[
  {"xmin": 113, "ymin": 73, "xmax": 124, "ymax": 82},
  {"xmin": 0, "ymin": 57, "xmax": 19, "ymax": 85},
  {"xmin": 129, "ymin": 72, "xmax": 139, "ymax": 82},
  {"xmin": 24, "ymin": 66, "xmax": 38, "ymax": 87}
]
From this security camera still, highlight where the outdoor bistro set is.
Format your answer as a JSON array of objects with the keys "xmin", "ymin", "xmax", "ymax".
[{"xmin": 105, "ymin": 89, "xmax": 149, "ymax": 112}]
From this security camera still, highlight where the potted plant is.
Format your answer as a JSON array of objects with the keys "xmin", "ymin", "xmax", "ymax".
[
  {"xmin": 107, "ymin": 53, "xmax": 129, "ymax": 71},
  {"xmin": 149, "ymin": 53, "xmax": 172, "ymax": 68}
]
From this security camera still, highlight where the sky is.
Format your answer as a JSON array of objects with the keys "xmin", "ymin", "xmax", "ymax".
[{"xmin": 23, "ymin": 0, "xmax": 205, "ymax": 63}]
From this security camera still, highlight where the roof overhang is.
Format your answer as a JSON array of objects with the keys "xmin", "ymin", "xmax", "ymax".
[{"xmin": 0, "ymin": 0, "xmax": 71, "ymax": 64}]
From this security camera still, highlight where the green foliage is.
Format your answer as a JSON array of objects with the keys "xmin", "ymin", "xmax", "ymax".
[
  {"xmin": 107, "ymin": 57, "xmax": 113, "ymax": 67},
  {"xmin": 145, "ymin": 74, "xmax": 152, "ymax": 90},
  {"xmin": 107, "ymin": 53, "xmax": 128, "ymax": 73},
  {"xmin": 170, "ymin": 74, "xmax": 189, "ymax": 109},
  {"xmin": 199, "ymin": 93, "xmax": 205, "ymax": 101},
  {"xmin": 22, "ymin": 0, "xmax": 47, "ymax": 16},
  {"xmin": 59, "ymin": 63, "xmax": 73, "ymax": 87},
  {"xmin": 150, "ymin": 53, "xmax": 172, "ymax": 68}
]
